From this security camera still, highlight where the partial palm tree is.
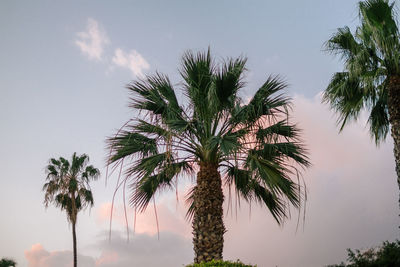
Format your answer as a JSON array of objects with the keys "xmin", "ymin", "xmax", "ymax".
[
  {"xmin": 43, "ymin": 153, "xmax": 100, "ymax": 267},
  {"xmin": 323, "ymin": 0, "xmax": 400, "ymax": 211},
  {"xmin": 107, "ymin": 49, "xmax": 310, "ymax": 263},
  {"xmin": 0, "ymin": 258, "xmax": 16, "ymax": 267}
]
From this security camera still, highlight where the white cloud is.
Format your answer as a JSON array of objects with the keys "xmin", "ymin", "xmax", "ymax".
[
  {"xmin": 112, "ymin": 48, "xmax": 150, "ymax": 78},
  {"xmin": 74, "ymin": 18, "xmax": 150, "ymax": 77},
  {"xmin": 95, "ymin": 199, "xmax": 191, "ymax": 238},
  {"xmin": 75, "ymin": 18, "xmax": 109, "ymax": 61}
]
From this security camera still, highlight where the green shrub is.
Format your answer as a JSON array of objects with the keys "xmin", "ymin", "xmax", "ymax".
[
  {"xmin": 0, "ymin": 258, "xmax": 17, "ymax": 267},
  {"xmin": 186, "ymin": 259, "xmax": 256, "ymax": 267},
  {"xmin": 327, "ymin": 240, "xmax": 400, "ymax": 267}
]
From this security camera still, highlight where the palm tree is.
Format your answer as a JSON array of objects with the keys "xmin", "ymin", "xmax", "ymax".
[
  {"xmin": 43, "ymin": 153, "xmax": 100, "ymax": 267},
  {"xmin": 107, "ymin": 49, "xmax": 310, "ymax": 263},
  {"xmin": 323, "ymin": 0, "xmax": 400, "ymax": 211},
  {"xmin": 0, "ymin": 258, "xmax": 16, "ymax": 267}
]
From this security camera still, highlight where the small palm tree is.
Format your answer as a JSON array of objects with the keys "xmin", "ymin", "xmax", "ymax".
[
  {"xmin": 0, "ymin": 258, "xmax": 16, "ymax": 267},
  {"xmin": 323, "ymin": 0, "xmax": 400, "ymax": 211},
  {"xmin": 107, "ymin": 49, "xmax": 309, "ymax": 263},
  {"xmin": 43, "ymin": 153, "xmax": 100, "ymax": 267}
]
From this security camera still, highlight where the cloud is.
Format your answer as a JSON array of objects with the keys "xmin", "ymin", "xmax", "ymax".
[
  {"xmin": 90, "ymin": 231, "xmax": 193, "ymax": 267},
  {"xmin": 111, "ymin": 48, "xmax": 150, "ymax": 77},
  {"xmin": 75, "ymin": 18, "xmax": 109, "ymax": 61},
  {"xmin": 24, "ymin": 244, "xmax": 96, "ymax": 267},
  {"xmin": 95, "ymin": 251, "xmax": 118, "ymax": 266},
  {"xmin": 25, "ymin": 230, "xmax": 193, "ymax": 267},
  {"xmin": 96, "ymin": 196, "xmax": 191, "ymax": 238},
  {"xmin": 74, "ymin": 18, "xmax": 150, "ymax": 78}
]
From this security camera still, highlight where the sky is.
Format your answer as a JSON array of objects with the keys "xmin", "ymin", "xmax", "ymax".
[{"xmin": 0, "ymin": 0, "xmax": 398, "ymax": 266}]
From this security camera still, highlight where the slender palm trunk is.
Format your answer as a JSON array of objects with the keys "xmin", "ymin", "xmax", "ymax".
[
  {"xmin": 72, "ymin": 221, "xmax": 77, "ymax": 267},
  {"xmin": 388, "ymin": 75, "xmax": 400, "ymax": 221},
  {"xmin": 70, "ymin": 190, "xmax": 78, "ymax": 267},
  {"xmin": 192, "ymin": 162, "xmax": 225, "ymax": 263}
]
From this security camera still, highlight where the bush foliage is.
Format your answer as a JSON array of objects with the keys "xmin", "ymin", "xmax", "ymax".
[
  {"xmin": 0, "ymin": 258, "xmax": 16, "ymax": 267},
  {"xmin": 186, "ymin": 260, "xmax": 256, "ymax": 267},
  {"xmin": 327, "ymin": 240, "xmax": 400, "ymax": 267}
]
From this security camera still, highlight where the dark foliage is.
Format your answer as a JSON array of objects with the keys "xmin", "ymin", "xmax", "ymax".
[{"xmin": 327, "ymin": 240, "xmax": 400, "ymax": 267}]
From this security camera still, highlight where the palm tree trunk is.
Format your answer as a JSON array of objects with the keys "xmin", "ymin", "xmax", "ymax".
[
  {"xmin": 72, "ymin": 222, "xmax": 77, "ymax": 267},
  {"xmin": 192, "ymin": 162, "xmax": 225, "ymax": 263},
  {"xmin": 388, "ymin": 75, "xmax": 400, "ymax": 220}
]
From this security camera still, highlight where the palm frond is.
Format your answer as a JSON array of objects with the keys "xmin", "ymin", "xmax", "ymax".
[
  {"xmin": 180, "ymin": 49, "xmax": 214, "ymax": 113},
  {"xmin": 127, "ymin": 73, "xmax": 186, "ymax": 125},
  {"xmin": 180, "ymin": 49, "xmax": 215, "ymax": 137},
  {"xmin": 255, "ymin": 120, "xmax": 300, "ymax": 142},
  {"xmin": 130, "ymin": 161, "xmax": 192, "ymax": 211},
  {"xmin": 214, "ymin": 57, "xmax": 247, "ymax": 110},
  {"xmin": 78, "ymin": 188, "xmax": 94, "ymax": 206},
  {"xmin": 135, "ymin": 119, "xmax": 170, "ymax": 138},
  {"xmin": 82, "ymin": 165, "xmax": 100, "ymax": 182},
  {"xmin": 126, "ymin": 153, "xmax": 167, "ymax": 178},
  {"xmin": 368, "ymin": 88, "xmax": 389, "ymax": 143},
  {"xmin": 323, "ymin": 72, "xmax": 365, "ymax": 130},
  {"xmin": 107, "ymin": 131, "xmax": 158, "ymax": 163},
  {"xmin": 224, "ymin": 165, "xmax": 291, "ymax": 224},
  {"xmin": 184, "ymin": 186, "xmax": 196, "ymax": 221},
  {"xmin": 210, "ymin": 129, "xmax": 246, "ymax": 156},
  {"xmin": 233, "ymin": 76, "xmax": 290, "ymax": 125},
  {"xmin": 325, "ymin": 26, "xmax": 361, "ymax": 61}
]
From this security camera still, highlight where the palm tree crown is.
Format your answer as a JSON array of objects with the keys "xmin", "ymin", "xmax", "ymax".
[
  {"xmin": 107, "ymin": 49, "xmax": 310, "ymax": 262},
  {"xmin": 323, "ymin": 0, "xmax": 399, "ymax": 143},
  {"xmin": 323, "ymin": 0, "xmax": 400, "ymax": 222},
  {"xmin": 43, "ymin": 153, "xmax": 100, "ymax": 223}
]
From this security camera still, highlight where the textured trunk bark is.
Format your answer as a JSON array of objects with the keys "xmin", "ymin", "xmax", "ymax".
[
  {"xmin": 72, "ymin": 222, "xmax": 77, "ymax": 267},
  {"xmin": 388, "ymin": 75, "xmax": 400, "ymax": 220},
  {"xmin": 192, "ymin": 162, "xmax": 225, "ymax": 263}
]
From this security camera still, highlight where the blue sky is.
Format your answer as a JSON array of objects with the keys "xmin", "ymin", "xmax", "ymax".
[{"xmin": 0, "ymin": 1, "xmax": 398, "ymax": 267}]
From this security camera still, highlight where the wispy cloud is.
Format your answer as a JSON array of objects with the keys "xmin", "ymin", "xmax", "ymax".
[
  {"xmin": 74, "ymin": 18, "xmax": 150, "ymax": 78},
  {"xmin": 75, "ymin": 18, "xmax": 109, "ymax": 61},
  {"xmin": 111, "ymin": 48, "xmax": 150, "ymax": 78}
]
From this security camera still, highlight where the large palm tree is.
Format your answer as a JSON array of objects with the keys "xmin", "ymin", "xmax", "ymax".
[
  {"xmin": 43, "ymin": 153, "xmax": 100, "ymax": 267},
  {"xmin": 323, "ymin": 0, "xmax": 400, "ymax": 211},
  {"xmin": 107, "ymin": 50, "xmax": 310, "ymax": 263}
]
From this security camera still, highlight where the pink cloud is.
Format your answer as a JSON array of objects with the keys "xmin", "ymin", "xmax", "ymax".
[
  {"xmin": 291, "ymin": 93, "xmax": 373, "ymax": 171},
  {"xmin": 24, "ymin": 244, "xmax": 96, "ymax": 267},
  {"xmin": 96, "ymin": 190, "xmax": 192, "ymax": 238},
  {"xmin": 95, "ymin": 251, "xmax": 118, "ymax": 266},
  {"xmin": 24, "ymin": 244, "xmax": 50, "ymax": 267},
  {"xmin": 92, "ymin": 230, "xmax": 192, "ymax": 266}
]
